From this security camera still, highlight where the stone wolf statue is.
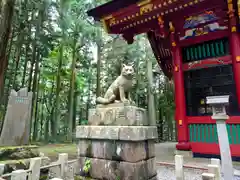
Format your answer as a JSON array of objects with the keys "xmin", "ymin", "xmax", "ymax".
[{"xmin": 96, "ymin": 64, "xmax": 134, "ymax": 105}]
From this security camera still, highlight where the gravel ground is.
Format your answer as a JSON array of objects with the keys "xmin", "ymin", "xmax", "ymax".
[
  {"xmin": 155, "ymin": 142, "xmax": 240, "ymax": 180},
  {"xmin": 157, "ymin": 165, "xmax": 205, "ymax": 180},
  {"xmin": 157, "ymin": 165, "xmax": 240, "ymax": 180}
]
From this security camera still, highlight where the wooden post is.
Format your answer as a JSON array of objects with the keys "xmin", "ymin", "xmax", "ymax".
[
  {"xmin": 58, "ymin": 153, "xmax": 68, "ymax": 178},
  {"xmin": 202, "ymin": 173, "xmax": 216, "ymax": 180},
  {"xmin": 175, "ymin": 155, "xmax": 184, "ymax": 180},
  {"xmin": 169, "ymin": 21, "xmax": 189, "ymax": 151},
  {"xmin": 29, "ymin": 157, "xmax": 41, "ymax": 180},
  {"xmin": 208, "ymin": 164, "xmax": 221, "ymax": 180},
  {"xmin": 11, "ymin": 170, "xmax": 27, "ymax": 180},
  {"xmin": 228, "ymin": 0, "xmax": 240, "ymax": 107}
]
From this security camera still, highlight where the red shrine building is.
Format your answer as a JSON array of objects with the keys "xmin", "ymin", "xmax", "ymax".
[{"xmin": 87, "ymin": 0, "xmax": 240, "ymax": 159}]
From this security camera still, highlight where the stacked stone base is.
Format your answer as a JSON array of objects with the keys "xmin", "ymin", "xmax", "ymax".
[{"xmin": 76, "ymin": 125, "xmax": 158, "ymax": 180}]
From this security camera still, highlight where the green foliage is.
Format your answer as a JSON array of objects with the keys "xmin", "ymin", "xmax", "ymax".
[
  {"xmin": 0, "ymin": 0, "xmax": 175, "ymax": 143},
  {"xmin": 83, "ymin": 158, "xmax": 91, "ymax": 173},
  {"xmin": 80, "ymin": 119, "xmax": 88, "ymax": 125}
]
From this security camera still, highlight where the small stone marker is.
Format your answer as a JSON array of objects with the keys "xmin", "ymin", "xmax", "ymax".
[
  {"xmin": 208, "ymin": 164, "xmax": 221, "ymax": 180},
  {"xmin": 175, "ymin": 155, "xmax": 184, "ymax": 180},
  {"xmin": 211, "ymin": 158, "xmax": 221, "ymax": 167},
  {"xmin": 0, "ymin": 88, "xmax": 33, "ymax": 146},
  {"xmin": 202, "ymin": 173, "xmax": 216, "ymax": 180}
]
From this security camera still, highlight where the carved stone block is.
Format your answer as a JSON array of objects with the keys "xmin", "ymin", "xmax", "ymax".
[
  {"xmin": 77, "ymin": 140, "xmax": 92, "ymax": 157},
  {"xmin": 119, "ymin": 126, "xmax": 158, "ymax": 141},
  {"xmin": 116, "ymin": 141, "xmax": 146, "ymax": 162},
  {"xmin": 79, "ymin": 157, "xmax": 119, "ymax": 180},
  {"xmin": 76, "ymin": 126, "xmax": 157, "ymax": 141},
  {"xmin": 76, "ymin": 126, "xmax": 90, "ymax": 139},
  {"xmin": 119, "ymin": 161, "xmax": 147, "ymax": 180},
  {"xmin": 89, "ymin": 126, "xmax": 119, "ymax": 140},
  {"xmin": 79, "ymin": 157, "xmax": 154, "ymax": 180},
  {"xmin": 88, "ymin": 103, "xmax": 148, "ymax": 126},
  {"xmin": 146, "ymin": 140, "xmax": 156, "ymax": 158},
  {"xmin": 91, "ymin": 140, "xmax": 117, "ymax": 160},
  {"xmin": 147, "ymin": 158, "xmax": 157, "ymax": 178},
  {"xmin": 76, "ymin": 126, "xmax": 158, "ymax": 141},
  {"xmin": 149, "ymin": 175, "xmax": 158, "ymax": 180},
  {"xmin": 79, "ymin": 140, "xmax": 154, "ymax": 162}
]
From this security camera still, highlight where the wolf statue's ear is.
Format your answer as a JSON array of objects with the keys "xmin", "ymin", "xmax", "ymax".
[
  {"xmin": 122, "ymin": 64, "xmax": 126, "ymax": 68},
  {"xmin": 130, "ymin": 62, "xmax": 134, "ymax": 67}
]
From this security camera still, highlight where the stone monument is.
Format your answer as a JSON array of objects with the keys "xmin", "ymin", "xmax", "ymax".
[
  {"xmin": 0, "ymin": 88, "xmax": 33, "ymax": 146},
  {"xmin": 76, "ymin": 64, "xmax": 158, "ymax": 180}
]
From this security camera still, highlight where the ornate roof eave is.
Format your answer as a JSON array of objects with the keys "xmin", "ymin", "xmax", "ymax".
[
  {"xmin": 87, "ymin": 0, "xmax": 140, "ymax": 20},
  {"xmin": 102, "ymin": 0, "xmax": 223, "ymax": 35}
]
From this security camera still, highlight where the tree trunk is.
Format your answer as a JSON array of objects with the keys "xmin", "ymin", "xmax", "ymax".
[
  {"xmin": 12, "ymin": 0, "xmax": 28, "ymax": 89},
  {"xmin": 21, "ymin": 11, "xmax": 32, "ymax": 88},
  {"xmin": 32, "ymin": 51, "xmax": 41, "ymax": 141},
  {"xmin": 0, "ymin": 0, "xmax": 16, "ymax": 100},
  {"xmin": 86, "ymin": 69, "xmax": 91, "ymax": 120},
  {"xmin": 53, "ymin": 40, "xmax": 63, "ymax": 140},
  {"xmin": 96, "ymin": 42, "xmax": 101, "ymax": 97},
  {"xmin": 72, "ymin": 90, "xmax": 78, "ymax": 133},
  {"xmin": 40, "ymin": 92, "xmax": 44, "ymax": 140},
  {"xmin": 28, "ymin": 11, "xmax": 38, "ymax": 91},
  {"xmin": 67, "ymin": 34, "xmax": 77, "ymax": 142},
  {"xmin": 146, "ymin": 57, "xmax": 156, "ymax": 125},
  {"xmin": 21, "ymin": 44, "xmax": 29, "ymax": 88}
]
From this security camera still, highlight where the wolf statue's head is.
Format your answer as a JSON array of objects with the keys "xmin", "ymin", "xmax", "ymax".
[{"xmin": 121, "ymin": 63, "xmax": 134, "ymax": 79}]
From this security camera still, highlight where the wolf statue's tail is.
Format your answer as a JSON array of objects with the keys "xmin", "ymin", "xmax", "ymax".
[{"xmin": 96, "ymin": 97, "xmax": 111, "ymax": 105}]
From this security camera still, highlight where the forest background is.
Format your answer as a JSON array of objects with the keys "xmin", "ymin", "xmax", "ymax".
[{"xmin": 0, "ymin": 0, "xmax": 176, "ymax": 144}]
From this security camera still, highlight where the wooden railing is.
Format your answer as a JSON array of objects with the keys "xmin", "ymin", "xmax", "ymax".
[{"xmin": 0, "ymin": 153, "xmax": 78, "ymax": 180}]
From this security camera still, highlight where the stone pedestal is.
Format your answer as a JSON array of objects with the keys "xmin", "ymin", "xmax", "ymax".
[{"xmin": 76, "ymin": 104, "xmax": 158, "ymax": 180}]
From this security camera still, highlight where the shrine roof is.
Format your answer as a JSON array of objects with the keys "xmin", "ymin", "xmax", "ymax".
[
  {"xmin": 87, "ymin": 0, "xmax": 226, "ymax": 78},
  {"xmin": 87, "ymin": 0, "xmax": 223, "ymax": 35},
  {"xmin": 87, "ymin": 0, "xmax": 140, "ymax": 20}
]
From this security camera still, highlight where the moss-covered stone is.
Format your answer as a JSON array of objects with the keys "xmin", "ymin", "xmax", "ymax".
[{"xmin": 0, "ymin": 145, "xmax": 39, "ymax": 161}]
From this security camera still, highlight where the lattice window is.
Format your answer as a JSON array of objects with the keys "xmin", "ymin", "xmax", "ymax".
[
  {"xmin": 184, "ymin": 64, "xmax": 239, "ymax": 116},
  {"xmin": 182, "ymin": 38, "xmax": 229, "ymax": 63}
]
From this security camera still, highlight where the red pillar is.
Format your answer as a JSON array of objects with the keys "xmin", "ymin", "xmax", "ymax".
[
  {"xmin": 169, "ymin": 22, "xmax": 190, "ymax": 150},
  {"xmin": 228, "ymin": 3, "xmax": 240, "ymax": 107}
]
